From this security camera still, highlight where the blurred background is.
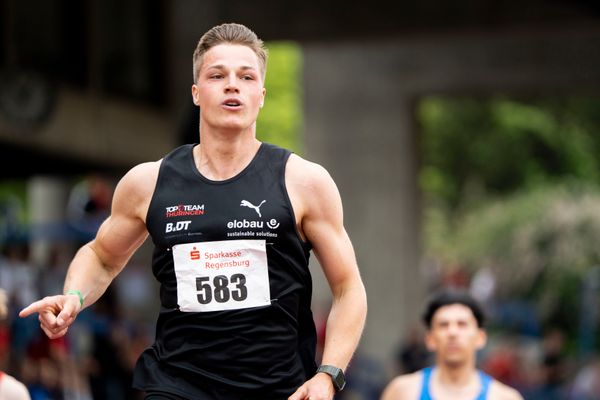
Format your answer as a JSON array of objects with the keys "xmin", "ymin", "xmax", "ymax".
[{"xmin": 1, "ymin": 0, "xmax": 600, "ymax": 399}]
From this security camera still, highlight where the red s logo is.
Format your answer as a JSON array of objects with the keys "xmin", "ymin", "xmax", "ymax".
[{"xmin": 190, "ymin": 247, "xmax": 200, "ymax": 260}]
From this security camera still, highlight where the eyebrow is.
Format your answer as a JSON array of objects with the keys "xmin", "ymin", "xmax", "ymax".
[
  {"xmin": 435, "ymin": 317, "xmax": 472, "ymax": 324},
  {"xmin": 205, "ymin": 64, "xmax": 257, "ymax": 72}
]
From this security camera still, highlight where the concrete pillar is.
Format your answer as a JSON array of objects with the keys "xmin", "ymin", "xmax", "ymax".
[
  {"xmin": 27, "ymin": 176, "xmax": 69, "ymax": 266},
  {"xmin": 303, "ymin": 42, "xmax": 424, "ymax": 366}
]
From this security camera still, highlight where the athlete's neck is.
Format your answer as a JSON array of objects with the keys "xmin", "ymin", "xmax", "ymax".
[
  {"xmin": 193, "ymin": 132, "xmax": 261, "ymax": 181},
  {"xmin": 434, "ymin": 362, "xmax": 479, "ymax": 389}
]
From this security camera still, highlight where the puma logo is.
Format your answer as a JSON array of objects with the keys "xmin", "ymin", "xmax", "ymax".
[{"xmin": 240, "ymin": 200, "xmax": 266, "ymax": 218}]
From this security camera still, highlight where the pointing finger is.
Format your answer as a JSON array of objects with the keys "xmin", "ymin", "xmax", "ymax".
[{"xmin": 19, "ymin": 297, "xmax": 55, "ymax": 318}]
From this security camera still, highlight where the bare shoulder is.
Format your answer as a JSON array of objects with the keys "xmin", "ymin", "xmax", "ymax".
[
  {"xmin": 286, "ymin": 153, "xmax": 334, "ymax": 191},
  {"xmin": 286, "ymin": 154, "xmax": 340, "ymax": 206},
  {"xmin": 118, "ymin": 160, "xmax": 161, "ymax": 198},
  {"xmin": 0, "ymin": 373, "xmax": 31, "ymax": 399},
  {"xmin": 380, "ymin": 372, "xmax": 422, "ymax": 400},
  {"xmin": 113, "ymin": 160, "xmax": 162, "ymax": 217},
  {"xmin": 489, "ymin": 380, "xmax": 524, "ymax": 400},
  {"xmin": 285, "ymin": 154, "xmax": 343, "ymax": 232}
]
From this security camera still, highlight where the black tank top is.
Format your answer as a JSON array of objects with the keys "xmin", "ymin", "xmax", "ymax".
[{"xmin": 132, "ymin": 143, "xmax": 317, "ymax": 399}]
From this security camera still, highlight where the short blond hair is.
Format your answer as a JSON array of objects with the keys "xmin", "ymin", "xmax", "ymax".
[{"xmin": 192, "ymin": 23, "xmax": 268, "ymax": 83}]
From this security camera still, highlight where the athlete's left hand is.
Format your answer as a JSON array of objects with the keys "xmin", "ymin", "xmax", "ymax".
[{"xmin": 288, "ymin": 373, "xmax": 335, "ymax": 400}]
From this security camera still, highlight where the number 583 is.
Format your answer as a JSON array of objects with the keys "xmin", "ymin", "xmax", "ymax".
[{"xmin": 195, "ymin": 274, "xmax": 248, "ymax": 304}]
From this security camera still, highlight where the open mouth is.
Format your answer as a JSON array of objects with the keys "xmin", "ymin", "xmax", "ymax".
[{"xmin": 223, "ymin": 99, "xmax": 242, "ymax": 108}]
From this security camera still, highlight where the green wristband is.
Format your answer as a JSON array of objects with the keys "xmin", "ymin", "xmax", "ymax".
[{"xmin": 65, "ymin": 290, "xmax": 84, "ymax": 307}]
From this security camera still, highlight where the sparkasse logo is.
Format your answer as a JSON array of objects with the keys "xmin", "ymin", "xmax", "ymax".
[{"xmin": 190, "ymin": 246, "xmax": 200, "ymax": 260}]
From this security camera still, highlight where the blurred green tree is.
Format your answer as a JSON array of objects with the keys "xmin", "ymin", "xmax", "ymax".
[
  {"xmin": 256, "ymin": 42, "xmax": 303, "ymax": 154},
  {"xmin": 419, "ymin": 96, "xmax": 600, "ymax": 339},
  {"xmin": 419, "ymin": 96, "xmax": 600, "ymax": 212}
]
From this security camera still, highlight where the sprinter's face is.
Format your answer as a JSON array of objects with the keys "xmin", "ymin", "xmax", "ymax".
[
  {"xmin": 192, "ymin": 44, "xmax": 266, "ymax": 132},
  {"xmin": 425, "ymin": 304, "xmax": 486, "ymax": 367}
]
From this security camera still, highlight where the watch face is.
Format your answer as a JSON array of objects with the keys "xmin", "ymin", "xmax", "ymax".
[{"xmin": 333, "ymin": 369, "xmax": 346, "ymax": 391}]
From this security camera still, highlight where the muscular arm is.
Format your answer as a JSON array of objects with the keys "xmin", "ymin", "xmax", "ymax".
[
  {"xmin": 19, "ymin": 162, "xmax": 159, "ymax": 338},
  {"xmin": 302, "ymin": 169, "xmax": 366, "ymax": 371},
  {"xmin": 64, "ymin": 162, "xmax": 156, "ymax": 307},
  {"xmin": 287, "ymin": 155, "xmax": 367, "ymax": 400}
]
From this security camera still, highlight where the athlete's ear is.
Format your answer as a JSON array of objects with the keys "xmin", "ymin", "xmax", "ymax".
[
  {"xmin": 191, "ymin": 84, "xmax": 200, "ymax": 106},
  {"xmin": 475, "ymin": 328, "xmax": 487, "ymax": 351},
  {"xmin": 424, "ymin": 330, "xmax": 437, "ymax": 352},
  {"xmin": 260, "ymin": 87, "xmax": 266, "ymax": 108}
]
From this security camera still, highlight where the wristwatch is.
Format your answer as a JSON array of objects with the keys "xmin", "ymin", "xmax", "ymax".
[{"xmin": 316, "ymin": 365, "xmax": 346, "ymax": 392}]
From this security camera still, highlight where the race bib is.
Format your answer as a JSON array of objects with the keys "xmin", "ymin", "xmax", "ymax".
[{"xmin": 172, "ymin": 239, "xmax": 270, "ymax": 312}]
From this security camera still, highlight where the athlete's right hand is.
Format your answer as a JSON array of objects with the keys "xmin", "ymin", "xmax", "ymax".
[{"xmin": 19, "ymin": 294, "xmax": 82, "ymax": 339}]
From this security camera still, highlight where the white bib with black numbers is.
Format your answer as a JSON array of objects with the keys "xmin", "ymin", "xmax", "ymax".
[{"xmin": 172, "ymin": 239, "xmax": 270, "ymax": 312}]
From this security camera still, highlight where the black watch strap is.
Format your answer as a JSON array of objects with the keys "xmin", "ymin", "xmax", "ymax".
[{"xmin": 316, "ymin": 365, "xmax": 346, "ymax": 392}]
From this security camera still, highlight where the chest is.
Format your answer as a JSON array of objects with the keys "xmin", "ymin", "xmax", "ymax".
[
  {"xmin": 148, "ymin": 175, "xmax": 293, "ymax": 248},
  {"xmin": 427, "ymin": 380, "xmax": 485, "ymax": 400}
]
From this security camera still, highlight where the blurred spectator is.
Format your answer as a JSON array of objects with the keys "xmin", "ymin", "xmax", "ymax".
[
  {"xmin": 39, "ymin": 244, "xmax": 73, "ymax": 298},
  {"xmin": 84, "ymin": 287, "xmax": 141, "ymax": 400},
  {"xmin": 480, "ymin": 335, "xmax": 525, "ymax": 390},
  {"xmin": 21, "ymin": 328, "xmax": 69, "ymax": 400},
  {"xmin": 491, "ymin": 297, "xmax": 540, "ymax": 337},
  {"xmin": 441, "ymin": 263, "xmax": 470, "ymax": 289},
  {"xmin": 66, "ymin": 176, "xmax": 112, "ymax": 242},
  {"xmin": 0, "ymin": 288, "xmax": 31, "ymax": 400},
  {"xmin": 394, "ymin": 324, "xmax": 430, "ymax": 374},
  {"xmin": 1, "ymin": 243, "xmax": 41, "ymax": 369},
  {"xmin": 0, "ymin": 243, "xmax": 38, "ymax": 311},
  {"xmin": 470, "ymin": 266, "xmax": 497, "ymax": 307},
  {"xmin": 569, "ymin": 358, "xmax": 600, "ymax": 399},
  {"xmin": 522, "ymin": 327, "xmax": 568, "ymax": 400},
  {"xmin": 0, "ymin": 289, "xmax": 9, "ymax": 371},
  {"xmin": 338, "ymin": 352, "xmax": 386, "ymax": 400},
  {"xmin": 381, "ymin": 289, "xmax": 524, "ymax": 400},
  {"xmin": 112, "ymin": 256, "xmax": 157, "ymax": 321},
  {"xmin": 25, "ymin": 357, "xmax": 63, "ymax": 400}
]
